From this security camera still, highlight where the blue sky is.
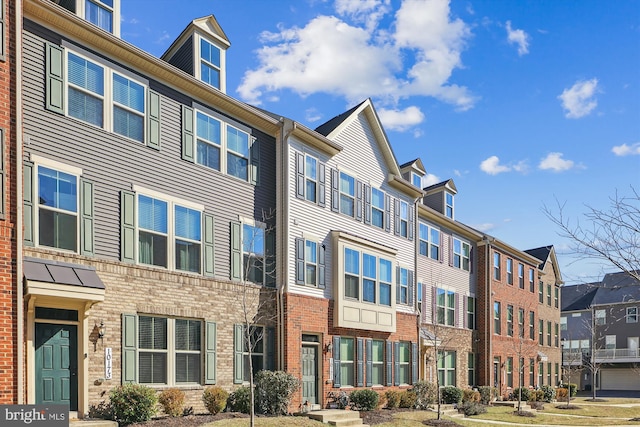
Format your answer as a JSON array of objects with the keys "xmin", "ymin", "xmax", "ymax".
[{"xmin": 121, "ymin": 0, "xmax": 640, "ymax": 285}]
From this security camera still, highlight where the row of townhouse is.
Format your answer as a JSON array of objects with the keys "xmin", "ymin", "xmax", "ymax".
[{"xmin": 0, "ymin": 0, "xmax": 563, "ymax": 417}]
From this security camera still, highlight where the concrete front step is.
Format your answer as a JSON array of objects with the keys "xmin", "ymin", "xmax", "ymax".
[
  {"xmin": 70, "ymin": 420, "xmax": 118, "ymax": 427},
  {"xmin": 307, "ymin": 409, "xmax": 369, "ymax": 426}
]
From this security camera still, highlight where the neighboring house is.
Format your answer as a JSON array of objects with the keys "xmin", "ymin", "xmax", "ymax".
[
  {"xmin": 561, "ymin": 271, "xmax": 640, "ymax": 391},
  {"xmin": 22, "ymin": 0, "xmax": 280, "ymax": 415},
  {"xmin": 278, "ymin": 99, "xmax": 424, "ymax": 409}
]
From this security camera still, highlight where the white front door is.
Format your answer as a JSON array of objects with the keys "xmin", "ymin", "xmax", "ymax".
[{"xmin": 628, "ymin": 337, "xmax": 639, "ymax": 357}]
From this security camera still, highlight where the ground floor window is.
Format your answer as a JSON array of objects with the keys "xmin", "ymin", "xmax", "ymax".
[
  {"xmin": 370, "ymin": 339, "xmax": 385, "ymax": 386},
  {"xmin": 467, "ymin": 353, "xmax": 475, "ymax": 387},
  {"xmin": 397, "ymin": 342, "xmax": 411, "ymax": 384},
  {"xmin": 233, "ymin": 324, "xmax": 274, "ymax": 383},
  {"xmin": 438, "ymin": 350, "xmax": 456, "ymax": 386},
  {"xmin": 339, "ymin": 337, "xmax": 355, "ymax": 387},
  {"xmin": 506, "ymin": 357, "xmax": 513, "ymax": 388}
]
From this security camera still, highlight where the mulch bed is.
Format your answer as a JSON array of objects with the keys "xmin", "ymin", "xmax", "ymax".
[{"xmin": 130, "ymin": 412, "xmax": 248, "ymax": 427}]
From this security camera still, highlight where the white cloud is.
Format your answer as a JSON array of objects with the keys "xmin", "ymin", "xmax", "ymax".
[
  {"xmin": 423, "ymin": 173, "xmax": 441, "ymax": 187},
  {"xmin": 538, "ymin": 152, "xmax": 576, "ymax": 172},
  {"xmin": 237, "ymin": 0, "xmax": 476, "ymax": 116},
  {"xmin": 612, "ymin": 142, "xmax": 640, "ymax": 156},
  {"xmin": 472, "ymin": 223, "xmax": 495, "ymax": 232},
  {"xmin": 480, "ymin": 156, "xmax": 511, "ymax": 175},
  {"xmin": 558, "ymin": 78, "xmax": 599, "ymax": 118},
  {"xmin": 377, "ymin": 106, "xmax": 425, "ymax": 131},
  {"xmin": 505, "ymin": 21, "xmax": 529, "ymax": 56},
  {"xmin": 305, "ymin": 108, "xmax": 323, "ymax": 123}
]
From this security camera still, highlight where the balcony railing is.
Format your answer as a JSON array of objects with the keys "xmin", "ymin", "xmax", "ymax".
[
  {"xmin": 562, "ymin": 349, "xmax": 588, "ymax": 366},
  {"xmin": 593, "ymin": 348, "xmax": 640, "ymax": 363}
]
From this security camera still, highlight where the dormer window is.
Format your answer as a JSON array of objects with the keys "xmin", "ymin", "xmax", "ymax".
[
  {"xmin": 199, "ymin": 38, "xmax": 221, "ymax": 89},
  {"xmin": 54, "ymin": 0, "xmax": 121, "ymax": 36},
  {"xmin": 411, "ymin": 172, "xmax": 422, "ymax": 189},
  {"xmin": 445, "ymin": 192, "xmax": 454, "ymax": 219}
]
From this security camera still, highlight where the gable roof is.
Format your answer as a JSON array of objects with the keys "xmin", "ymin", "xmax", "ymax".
[
  {"xmin": 162, "ymin": 15, "xmax": 231, "ymax": 61},
  {"xmin": 525, "ymin": 245, "xmax": 563, "ymax": 284},
  {"xmin": 399, "ymin": 158, "xmax": 426, "ymax": 175},
  {"xmin": 561, "ymin": 271, "xmax": 640, "ymax": 311},
  {"xmin": 424, "ymin": 179, "xmax": 458, "ymax": 195}
]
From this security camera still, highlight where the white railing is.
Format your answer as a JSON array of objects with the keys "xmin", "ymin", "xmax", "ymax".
[{"xmin": 594, "ymin": 348, "xmax": 640, "ymax": 362}]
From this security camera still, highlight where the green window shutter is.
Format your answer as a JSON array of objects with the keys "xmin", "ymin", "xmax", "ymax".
[
  {"xmin": 233, "ymin": 324, "xmax": 244, "ymax": 384},
  {"xmin": 295, "ymin": 237, "xmax": 304, "ymax": 285},
  {"xmin": 147, "ymin": 90, "xmax": 161, "ymax": 150},
  {"xmin": 122, "ymin": 313, "xmax": 137, "ymax": 383},
  {"xmin": 204, "ymin": 321, "xmax": 217, "ymax": 384},
  {"xmin": 80, "ymin": 179, "xmax": 95, "ymax": 256},
  {"xmin": 0, "ymin": 129, "xmax": 4, "ymax": 219},
  {"xmin": 23, "ymin": 161, "xmax": 34, "ymax": 246},
  {"xmin": 265, "ymin": 229, "xmax": 275, "ymax": 287},
  {"xmin": 266, "ymin": 327, "xmax": 275, "ymax": 370},
  {"xmin": 45, "ymin": 43, "xmax": 64, "ymax": 114},
  {"xmin": 249, "ymin": 137, "xmax": 260, "ymax": 185},
  {"xmin": 230, "ymin": 221, "xmax": 241, "ymax": 281},
  {"xmin": 181, "ymin": 105, "xmax": 194, "ymax": 162},
  {"xmin": 357, "ymin": 338, "xmax": 364, "ymax": 387},
  {"xmin": 365, "ymin": 339, "xmax": 372, "ymax": 387},
  {"xmin": 120, "ymin": 190, "xmax": 136, "ymax": 263},
  {"xmin": 385, "ymin": 340, "xmax": 392, "ymax": 386},
  {"xmin": 318, "ymin": 242, "xmax": 326, "ymax": 289},
  {"xmin": 333, "ymin": 336, "xmax": 341, "ymax": 388},
  {"xmin": 394, "ymin": 342, "xmax": 400, "ymax": 386},
  {"xmin": 203, "ymin": 213, "xmax": 215, "ymax": 277},
  {"xmin": 411, "ymin": 342, "xmax": 418, "ymax": 384},
  {"xmin": 0, "ymin": 0, "xmax": 5, "ymax": 62}
]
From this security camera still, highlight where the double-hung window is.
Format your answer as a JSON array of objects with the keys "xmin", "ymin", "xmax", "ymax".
[
  {"xmin": 339, "ymin": 337, "xmax": 355, "ymax": 386},
  {"xmin": 493, "ymin": 253, "xmax": 501, "ymax": 280},
  {"xmin": 138, "ymin": 316, "xmax": 202, "ymax": 385},
  {"xmin": 518, "ymin": 308, "xmax": 525, "ymax": 338},
  {"xmin": 411, "ymin": 172, "xmax": 422, "ymax": 188},
  {"xmin": 529, "ymin": 311, "xmax": 535, "ymax": 339},
  {"xmin": 547, "ymin": 284, "xmax": 552, "ymax": 306},
  {"xmin": 339, "ymin": 172, "xmax": 355, "ymax": 217},
  {"xmin": 305, "ymin": 240, "xmax": 318, "ymax": 286},
  {"xmin": 452, "ymin": 238, "xmax": 470, "ymax": 271},
  {"xmin": 113, "ymin": 73, "xmax": 145, "ymax": 142},
  {"xmin": 595, "ymin": 309, "xmax": 606, "ymax": 325},
  {"xmin": 196, "ymin": 111, "xmax": 222, "ymax": 170},
  {"xmin": 343, "ymin": 247, "xmax": 392, "ymax": 306},
  {"xmin": 242, "ymin": 223, "xmax": 265, "ymax": 284},
  {"xmin": 529, "ymin": 269, "xmax": 535, "ymax": 292},
  {"xmin": 226, "ymin": 126, "xmax": 250, "ymax": 180},
  {"xmin": 467, "ymin": 296, "xmax": 476, "ymax": 329},
  {"xmin": 371, "ymin": 187, "xmax": 384, "ymax": 228},
  {"xmin": 539, "ymin": 281, "xmax": 544, "ymax": 303},
  {"xmin": 518, "ymin": 263, "xmax": 524, "ymax": 288},
  {"xmin": 363, "ymin": 254, "xmax": 377, "ymax": 303},
  {"xmin": 305, "ymin": 156, "xmax": 318, "ymax": 203},
  {"xmin": 438, "ymin": 350, "xmax": 456, "ymax": 386},
  {"xmin": 507, "ymin": 305, "xmax": 514, "ymax": 336},
  {"xmin": 67, "ymin": 52, "xmax": 104, "ymax": 127},
  {"xmin": 539, "ymin": 319, "xmax": 544, "ymax": 345},
  {"xmin": 627, "ymin": 307, "xmax": 638, "ymax": 323},
  {"xmin": 506, "ymin": 258, "xmax": 513, "ymax": 285},
  {"xmin": 37, "ymin": 165, "xmax": 79, "ymax": 251},
  {"xmin": 546, "ymin": 321, "xmax": 552, "ymax": 346},
  {"xmin": 398, "ymin": 200, "xmax": 409, "ymax": 237},
  {"xmin": 397, "ymin": 342, "xmax": 411, "ymax": 384},
  {"xmin": 175, "ymin": 206, "xmax": 202, "ymax": 273},
  {"xmin": 494, "ymin": 302, "xmax": 501, "ymax": 334},
  {"xmin": 554, "ymin": 323, "xmax": 559, "ymax": 347},
  {"xmin": 506, "ymin": 357, "xmax": 513, "ymax": 388},
  {"xmin": 85, "ymin": 0, "xmax": 114, "ymax": 33},
  {"xmin": 379, "ymin": 259, "xmax": 392, "ymax": 306},
  {"xmin": 445, "ymin": 192, "xmax": 454, "ymax": 219},
  {"xmin": 554, "ymin": 287, "xmax": 559, "ymax": 308},
  {"xmin": 418, "ymin": 223, "xmax": 440, "ymax": 260},
  {"xmin": 344, "ymin": 248, "xmax": 360, "ymax": 299},
  {"xmin": 467, "ymin": 353, "xmax": 475, "ymax": 386},
  {"xmin": 370, "ymin": 340, "xmax": 385, "ymax": 385},
  {"xmin": 200, "ymin": 38, "xmax": 221, "ymax": 89},
  {"xmin": 138, "ymin": 195, "xmax": 168, "ymax": 268},
  {"xmin": 437, "ymin": 288, "xmax": 455, "ymax": 326},
  {"xmin": 398, "ymin": 267, "xmax": 409, "ymax": 305}
]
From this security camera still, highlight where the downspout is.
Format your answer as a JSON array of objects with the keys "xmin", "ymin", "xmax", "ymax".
[
  {"xmin": 484, "ymin": 236, "xmax": 492, "ymax": 388},
  {"xmin": 16, "ymin": 0, "xmax": 24, "ymax": 404},
  {"xmin": 413, "ymin": 197, "xmax": 420, "ymax": 379}
]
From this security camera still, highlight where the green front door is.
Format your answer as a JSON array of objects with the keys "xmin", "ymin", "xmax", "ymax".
[
  {"xmin": 35, "ymin": 323, "xmax": 78, "ymax": 410},
  {"xmin": 302, "ymin": 345, "xmax": 317, "ymax": 405}
]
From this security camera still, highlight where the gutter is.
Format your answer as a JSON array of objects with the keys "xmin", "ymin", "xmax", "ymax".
[{"xmin": 16, "ymin": 0, "xmax": 24, "ymax": 404}]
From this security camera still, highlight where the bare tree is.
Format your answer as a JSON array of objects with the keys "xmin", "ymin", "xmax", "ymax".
[
  {"xmin": 507, "ymin": 301, "xmax": 540, "ymax": 413},
  {"xmin": 235, "ymin": 209, "xmax": 278, "ymax": 427},
  {"xmin": 560, "ymin": 335, "xmax": 584, "ymax": 407},
  {"xmin": 543, "ymin": 186, "xmax": 640, "ymax": 282}
]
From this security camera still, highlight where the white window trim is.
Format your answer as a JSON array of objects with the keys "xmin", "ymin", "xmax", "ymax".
[
  {"xmin": 370, "ymin": 186, "xmax": 385, "ymax": 229},
  {"xmin": 194, "ymin": 32, "xmax": 226, "ymax": 92},
  {"xmin": 452, "ymin": 237, "xmax": 470, "ymax": 271},
  {"xmin": 627, "ymin": 307, "xmax": 638, "ymax": 323},
  {"xmin": 445, "ymin": 191, "xmax": 454, "ymax": 219},
  {"xmin": 398, "ymin": 200, "xmax": 409, "ymax": 237},
  {"xmin": 61, "ymin": 44, "xmax": 148, "ymax": 141},
  {"xmin": 240, "ymin": 220, "xmax": 266, "ymax": 286},
  {"xmin": 339, "ymin": 171, "xmax": 356, "ymax": 217},
  {"xmin": 436, "ymin": 287, "xmax": 455, "ymax": 326},
  {"xmin": 75, "ymin": 0, "xmax": 121, "ymax": 37}
]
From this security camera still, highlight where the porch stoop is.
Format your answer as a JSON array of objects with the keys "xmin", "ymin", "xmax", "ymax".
[{"xmin": 306, "ymin": 409, "xmax": 369, "ymax": 426}]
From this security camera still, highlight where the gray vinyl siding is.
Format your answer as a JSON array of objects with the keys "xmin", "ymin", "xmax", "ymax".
[
  {"xmin": 423, "ymin": 192, "xmax": 444, "ymax": 215},
  {"xmin": 166, "ymin": 35, "xmax": 194, "ymax": 76},
  {"xmin": 22, "ymin": 28, "xmax": 276, "ymax": 278}
]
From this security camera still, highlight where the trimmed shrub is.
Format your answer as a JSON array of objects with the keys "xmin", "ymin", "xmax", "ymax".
[
  {"xmin": 227, "ymin": 386, "xmax": 251, "ymax": 414},
  {"xmin": 399, "ymin": 390, "xmax": 418, "ymax": 408},
  {"xmin": 566, "ymin": 383, "xmax": 578, "ymax": 397},
  {"xmin": 511, "ymin": 387, "xmax": 531, "ymax": 402},
  {"xmin": 529, "ymin": 401, "xmax": 545, "ymax": 410},
  {"xmin": 556, "ymin": 387, "xmax": 569, "ymax": 401},
  {"xmin": 158, "ymin": 388, "xmax": 185, "ymax": 417},
  {"xmin": 108, "ymin": 384, "xmax": 157, "ymax": 425},
  {"xmin": 529, "ymin": 389, "xmax": 545, "ymax": 402},
  {"xmin": 462, "ymin": 389, "xmax": 481, "ymax": 403},
  {"xmin": 541, "ymin": 385, "xmax": 556, "ymax": 402},
  {"xmin": 255, "ymin": 370, "xmax": 300, "ymax": 415},
  {"xmin": 385, "ymin": 390, "xmax": 400, "ymax": 408},
  {"xmin": 413, "ymin": 381, "xmax": 437, "ymax": 409},
  {"xmin": 202, "ymin": 386, "xmax": 228, "ymax": 415},
  {"xmin": 441, "ymin": 386, "xmax": 463, "ymax": 404},
  {"xmin": 478, "ymin": 386, "xmax": 497, "ymax": 405},
  {"xmin": 458, "ymin": 401, "xmax": 487, "ymax": 416},
  {"xmin": 349, "ymin": 389, "xmax": 379, "ymax": 411}
]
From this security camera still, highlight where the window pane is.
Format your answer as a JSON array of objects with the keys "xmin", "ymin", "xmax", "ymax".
[
  {"xmin": 305, "ymin": 240, "xmax": 317, "ymax": 263},
  {"xmin": 363, "ymin": 279, "xmax": 375, "ymax": 303},
  {"xmin": 39, "ymin": 210, "xmax": 77, "ymax": 251},
  {"xmin": 39, "ymin": 167, "xmax": 77, "ymax": 212},
  {"xmin": 85, "ymin": 0, "xmax": 113, "ymax": 32},
  {"xmin": 176, "ymin": 353, "xmax": 200, "ymax": 383},
  {"xmin": 139, "ymin": 231, "xmax": 168, "ymax": 267},
  {"xmin": 201, "ymin": 63, "xmax": 220, "ymax": 88},
  {"xmin": 175, "ymin": 320, "xmax": 201, "ymax": 351},
  {"xmin": 197, "ymin": 140, "xmax": 221, "ymax": 170},
  {"xmin": 345, "ymin": 248, "xmax": 359, "ymax": 274},
  {"xmin": 380, "ymin": 283, "xmax": 391, "ymax": 306},
  {"xmin": 227, "ymin": 127, "xmax": 249, "ymax": 156},
  {"xmin": 113, "ymin": 74, "xmax": 144, "ymax": 112},
  {"xmin": 138, "ymin": 196, "xmax": 168, "ymax": 233},
  {"xmin": 379, "ymin": 259, "xmax": 391, "ymax": 282},
  {"xmin": 68, "ymin": 53, "xmax": 104, "ymax": 95},
  {"xmin": 242, "ymin": 224, "xmax": 264, "ymax": 256},
  {"xmin": 113, "ymin": 106, "xmax": 144, "ymax": 142},
  {"xmin": 196, "ymin": 112, "xmax": 221, "ymax": 144},
  {"xmin": 139, "ymin": 352, "xmax": 167, "ymax": 384},
  {"xmin": 175, "ymin": 240, "xmax": 201, "ymax": 272},
  {"xmin": 227, "ymin": 152, "xmax": 249, "ymax": 180},
  {"xmin": 200, "ymin": 38, "xmax": 220, "ymax": 67},
  {"xmin": 175, "ymin": 206, "xmax": 201, "ymax": 241},
  {"xmin": 68, "ymin": 87, "xmax": 103, "ymax": 126}
]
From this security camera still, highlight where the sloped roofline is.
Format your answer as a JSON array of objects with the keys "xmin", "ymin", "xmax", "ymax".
[
  {"xmin": 424, "ymin": 179, "xmax": 457, "ymax": 195},
  {"xmin": 400, "ymin": 158, "xmax": 426, "ymax": 175},
  {"xmin": 161, "ymin": 15, "xmax": 231, "ymax": 61}
]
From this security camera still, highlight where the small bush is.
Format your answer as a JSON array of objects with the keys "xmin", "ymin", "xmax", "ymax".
[
  {"xmin": 158, "ymin": 388, "xmax": 185, "ymax": 417},
  {"xmin": 478, "ymin": 386, "xmax": 497, "ymax": 405},
  {"xmin": 462, "ymin": 389, "xmax": 481, "ymax": 403},
  {"xmin": 441, "ymin": 386, "xmax": 463, "ymax": 404},
  {"xmin": 202, "ymin": 386, "xmax": 228, "ymax": 415},
  {"xmin": 349, "ymin": 389, "xmax": 379, "ymax": 411},
  {"xmin": 529, "ymin": 389, "xmax": 544, "ymax": 402},
  {"xmin": 529, "ymin": 401, "xmax": 544, "ymax": 410},
  {"xmin": 458, "ymin": 401, "xmax": 487, "ymax": 416},
  {"xmin": 412, "ymin": 381, "xmax": 437, "ymax": 409},
  {"xmin": 255, "ymin": 370, "xmax": 300, "ymax": 415},
  {"xmin": 108, "ymin": 384, "xmax": 158, "ymax": 425},
  {"xmin": 556, "ymin": 387, "xmax": 568, "ymax": 400},
  {"xmin": 88, "ymin": 401, "xmax": 112, "ymax": 420},
  {"xmin": 399, "ymin": 390, "xmax": 418, "ymax": 408},
  {"xmin": 511, "ymin": 387, "xmax": 531, "ymax": 402},
  {"xmin": 227, "ymin": 386, "xmax": 251, "ymax": 414},
  {"xmin": 541, "ymin": 385, "xmax": 556, "ymax": 402},
  {"xmin": 566, "ymin": 383, "xmax": 578, "ymax": 397},
  {"xmin": 385, "ymin": 390, "xmax": 400, "ymax": 408}
]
